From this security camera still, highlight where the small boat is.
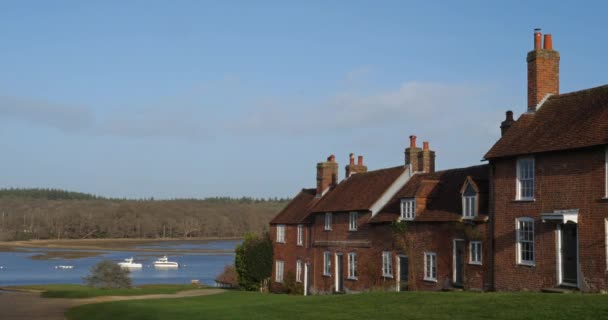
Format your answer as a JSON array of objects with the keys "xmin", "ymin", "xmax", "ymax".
[
  {"xmin": 54, "ymin": 265, "xmax": 74, "ymax": 269},
  {"xmin": 153, "ymin": 256, "xmax": 179, "ymax": 268},
  {"xmin": 118, "ymin": 257, "xmax": 142, "ymax": 269}
]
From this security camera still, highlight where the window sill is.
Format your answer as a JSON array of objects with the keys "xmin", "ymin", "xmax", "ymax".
[
  {"xmin": 276, "ymin": 241, "xmax": 286, "ymax": 244},
  {"xmin": 347, "ymin": 277, "xmax": 358, "ymax": 281},
  {"xmin": 323, "ymin": 274, "xmax": 331, "ymax": 277},
  {"xmin": 296, "ymin": 244, "xmax": 303, "ymax": 247},
  {"xmin": 513, "ymin": 198, "xmax": 536, "ymax": 202},
  {"xmin": 382, "ymin": 275, "xmax": 394, "ymax": 279},
  {"xmin": 296, "ymin": 280, "xmax": 302, "ymax": 283},
  {"xmin": 601, "ymin": 197, "xmax": 608, "ymax": 201},
  {"xmin": 324, "ymin": 229, "xmax": 332, "ymax": 232},
  {"xmin": 275, "ymin": 280, "xmax": 283, "ymax": 283},
  {"xmin": 517, "ymin": 262, "xmax": 535, "ymax": 267},
  {"xmin": 468, "ymin": 262, "xmax": 482, "ymax": 266},
  {"xmin": 423, "ymin": 278, "xmax": 438, "ymax": 283},
  {"xmin": 348, "ymin": 229, "xmax": 358, "ymax": 232}
]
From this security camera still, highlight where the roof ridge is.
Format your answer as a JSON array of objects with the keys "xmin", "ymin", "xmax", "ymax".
[{"xmin": 554, "ymin": 84, "xmax": 608, "ymax": 98}]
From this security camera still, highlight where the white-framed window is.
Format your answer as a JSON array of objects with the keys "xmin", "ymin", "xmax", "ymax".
[
  {"xmin": 382, "ymin": 251, "xmax": 393, "ymax": 277},
  {"xmin": 516, "ymin": 157, "xmax": 535, "ymax": 200},
  {"xmin": 276, "ymin": 224, "xmax": 285, "ymax": 243},
  {"xmin": 275, "ymin": 260, "xmax": 284, "ymax": 282},
  {"xmin": 296, "ymin": 259, "xmax": 302, "ymax": 283},
  {"xmin": 323, "ymin": 251, "xmax": 331, "ymax": 276},
  {"xmin": 400, "ymin": 198, "xmax": 416, "ymax": 220},
  {"xmin": 462, "ymin": 184, "xmax": 477, "ymax": 218},
  {"xmin": 348, "ymin": 252, "xmax": 357, "ymax": 280},
  {"xmin": 424, "ymin": 252, "xmax": 437, "ymax": 281},
  {"xmin": 469, "ymin": 241, "xmax": 482, "ymax": 265},
  {"xmin": 349, "ymin": 212, "xmax": 358, "ymax": 231},
  {"xmin": 324, "ymin": 213, "xmax": 332, "ymax": 231},
  {"xmin": 516, "ymin": 217, "xmax": 535, "ymax": 265},
  {"xmin": 297, "ymin": 224, "xmax": 303, "ymax": 246}
]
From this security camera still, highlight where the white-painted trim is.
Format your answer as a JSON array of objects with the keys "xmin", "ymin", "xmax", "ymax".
[
  {"xmin": 400, "ymin": 198, "xmax": 416, "ymax": 221},
  {"xmin": 348, "ymin": 212, "xmax": 358, "ymax": 231},
  {"xmin": 323, "ymin": 251, "xmax": 331, "ymax": 276},
  {"xmin": 516, "ymin": 157, "xmax": 535, "ymax": 201},
  {"xmin": 452, "ymin": 239, "xmax": 464, "ymax": 285},
  {"xmin": 516, "ymin": 217, "xmax": 535, "ymax": 266},
  {"xmin": 334, "ymin": 252, "xmax": 343, "ymax": 292},
  {"xmin": 424, "ymin": 251, "xmax": 437, "ymax": 282},
  {"xmin": 324, "ymin": 212, "xmax": 332, "ymax": 231},
  {"xmin": 347, "ymin": 252, "xmax": 358, "ymax": 280},
  {"xmin": 370, "ymin": 166, "xmax": 413, "ymax": 216},
  {"xmin": 276, "ymin": 224, "xmax": 286, "ymax": 243},
  {"xmin": 275, "ymin": 260, "xmax": 284, "ymax": 283},
  {"xmin": 396, "ymin": 255, "xmax": 407, "ymax": 292},
  {"xmin": 556, "ymin": 223, "xmax": 580, "ymax": 288},
  {"xmin": 304, "ymin": 263, "xmax": 309, "ymax": 296},
  {"xmin": 297, "ymin": 224, "xmax": 303, "ymax": 246},
  {"xmin": 382, "ymin": 251, "xmax": 393, "ymax": 278},
  {"xmin": 469, "ymin": 241, "xmax": 482, "ymax": 265}
]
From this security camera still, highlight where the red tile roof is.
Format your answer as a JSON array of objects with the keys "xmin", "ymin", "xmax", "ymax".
[
  {"xmin": 269, "ymin": 188, "xmax": 319, "ymax": 225},
  {"xmin": 311, "ymin": 166, "xmax": 407, "ymax": 213},
  {"xmin": 485, "ymin": 85, "xmax": 608, "ymax": 159},
  {"xmin": 372, "ymin": 165, "xmax": 489, "ymax": 223}
]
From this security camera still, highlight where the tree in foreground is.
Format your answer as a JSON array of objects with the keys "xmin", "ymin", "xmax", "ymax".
[
  {"xmin": 215, "ymin": 264, "xmax": 238, "ymax": 288},
  {"xmin": 235, "ymin": 232, "xmax": 273, "ymax": 291},
  {"xmin": 83, "ymin": 260, "xmax": 132, "ymax": 289}
]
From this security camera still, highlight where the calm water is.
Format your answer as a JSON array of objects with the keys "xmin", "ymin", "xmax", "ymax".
[{"xmin": 0, "ymin": 240, "xmax": 240, "ymax": 286}]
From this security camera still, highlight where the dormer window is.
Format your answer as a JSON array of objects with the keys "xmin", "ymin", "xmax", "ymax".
[
  {"xmin": 462, "ymin": 183, "xmax": 478, "ymax": 219},
  {"xmin": 400, "ymin": 198, "xmax": 416, "ymax": 221},
  {"xmin": 324, "ymin": 213, "xmax": 332, "ymax": 231}
]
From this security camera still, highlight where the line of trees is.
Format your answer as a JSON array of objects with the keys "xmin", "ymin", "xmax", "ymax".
[{"xmin": 0, "ymin": 189, "xmax": 289, "ymax": 241}]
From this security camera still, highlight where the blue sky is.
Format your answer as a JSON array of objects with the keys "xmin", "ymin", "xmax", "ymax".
[{"xmin": 1, "ymin": 1, "xmax": 606, "ymax": 199}]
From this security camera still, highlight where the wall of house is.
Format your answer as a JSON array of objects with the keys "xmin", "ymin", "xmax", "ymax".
[
  {"xmin": 401, "ymin": 222, "xmax": 489, "ymax": 291},
  {"xmin": 492, "ymin": 146, "xmax": 608, "ymax": 292},
  {"xmin": 270, "ymin": 224, "xmax": 313, "ymax": 293}
]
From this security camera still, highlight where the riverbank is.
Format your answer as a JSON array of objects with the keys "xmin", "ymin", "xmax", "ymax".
[{"xmin": 0, "ymin": 238, "xmax": 241, "ymax": 257}]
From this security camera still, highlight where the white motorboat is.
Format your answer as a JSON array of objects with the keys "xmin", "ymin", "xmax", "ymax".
[
  {"xmin": 54, "ymin": 265, "xmax": 74, "ymax": 269},
  {"xmin": 153, "ymin": 256, "xmax": 179, "ymax": 268},
  {"xmin": 118, "ymin": 257, "xmax": 142, "ymax": 269}
]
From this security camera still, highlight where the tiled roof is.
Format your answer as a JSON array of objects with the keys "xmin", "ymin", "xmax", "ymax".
[
  {"xmin": 485, "ymin": 85, "xmax": 608, "ymax": 159},
  {"xmin": 311, "ymin": 166, "xmax": 407, "ymax": 213},
  {"xmin": 269, "ymin": 188, "xmax": 319, "ymax": 224},
  {"xmin": 372, "ymin": 165, "xmax": 489, "ymax": 223}
]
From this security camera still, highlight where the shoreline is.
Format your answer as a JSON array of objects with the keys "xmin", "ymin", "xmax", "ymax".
[{"xmin": 0, "ymin": 238, "xmax": 241, "ymax": 255}]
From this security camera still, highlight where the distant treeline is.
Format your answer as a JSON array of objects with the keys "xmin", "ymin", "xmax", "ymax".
[
  {"xmin": 0, "ymin": 188, "xmax": 290, "ymax": 203},
  {"xmin": 0, "ymin": 188, "xmax": 290, "ymax": 241}
]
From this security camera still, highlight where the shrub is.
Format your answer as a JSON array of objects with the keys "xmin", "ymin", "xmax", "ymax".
[
  {"xmin": 215, "ymin": 265, "xmax": 238, "ymax": 288},
  {"xmin": 83, "ymin": 260, "xmax": 132, "ymax": 289},
  {"xmin": 235, "ymin": 232, "xmax": 273, "ymax": 291}
]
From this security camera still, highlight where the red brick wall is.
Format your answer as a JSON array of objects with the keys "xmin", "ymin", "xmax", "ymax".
[
  {"xmin": 491, "ymin": 146, "xmax": 608, "ymax": 292},
  {"xmin": 270, "ymin": 224, "xmax": 313, "ymax": 292},
  {"xmin": 527, "ymin": 49, "xmax": 559, "ymax": 110}
]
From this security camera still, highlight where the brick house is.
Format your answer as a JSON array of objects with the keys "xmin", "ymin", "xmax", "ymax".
[
  {"xmin": 270, "ymin": 30, "xmax": 608, "ymax": 294},
  {"xmin": 485, "ymin": 30, "xmax": 608, "ymax": 292}
]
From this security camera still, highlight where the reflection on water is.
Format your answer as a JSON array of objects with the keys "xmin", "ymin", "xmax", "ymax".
[{"xmin": 0, "ymin": 240, "xmax": 240, "ymax": 286}]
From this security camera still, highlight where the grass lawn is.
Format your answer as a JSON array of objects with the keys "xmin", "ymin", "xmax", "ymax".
[
  {"xmin": 5, "ymin": 284, "xmax": 207, "ymax": 298},
  {"xmin": 66, "ymin": 291, "xmax": 608, "ymax": 320}
]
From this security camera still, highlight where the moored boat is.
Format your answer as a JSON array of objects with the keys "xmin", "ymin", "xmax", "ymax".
[
  {"xmin": 153, "ymin": 255, "xmax": 179, "ymax": 268},
  {"xmin": 118, "ymin": 257, "xmax": 142, "ymax": 268}
]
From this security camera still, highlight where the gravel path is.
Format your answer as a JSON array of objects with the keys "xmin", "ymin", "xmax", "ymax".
[{"xmin": 0, "ymin": 289, "xmax": 225, "ymax": 320}]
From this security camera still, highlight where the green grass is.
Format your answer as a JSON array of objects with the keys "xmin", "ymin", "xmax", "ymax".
[
  {"xmin": 66, "ymin": 291, "xmax": 608, "ymax": 320},
  {"xmin": 5, "ymin": 284, "xmax": 206, "ymax": 298}
]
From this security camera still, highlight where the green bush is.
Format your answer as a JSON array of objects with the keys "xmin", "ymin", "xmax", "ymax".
[
  {"xmin": 83, "ymin": 260, "xmax": 132, "ymax": 289},
  {"xmin": 235, "ymin": 232, "xmax": 273, "ymax": 291}
]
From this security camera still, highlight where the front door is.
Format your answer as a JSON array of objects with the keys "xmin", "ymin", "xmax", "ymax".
[
  {"xmin": 335, "ymin": 253, "xmax": 344, "ymax": 293},
  {"xmin": 453, "ymin": 239, "xmax": 465, "ymax": 287},
  {"xmin": 398, "ymin": 256, "xmax": 409, "ymax": 291},
  {"xmin": 560, "ymin": 223, "xmax": 578, "ymax": 286}
]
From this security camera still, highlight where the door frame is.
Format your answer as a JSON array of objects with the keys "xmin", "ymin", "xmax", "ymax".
[
  {"xmin": 452, "ymin": 239, "xmax": 465, "ymax": 286},
  {"xmin": 334, "ymin": 252, "xmax": 343, "ymax": 293},
  {"xmin": 556, "ymin": 223, "xmax": 579, "ymax": 288},
  {"xmin": 396, "ymin": 254, "xmax": 408, "ymax": 292}
]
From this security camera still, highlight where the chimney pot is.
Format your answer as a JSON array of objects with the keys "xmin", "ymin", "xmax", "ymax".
[
  {"xmin": 534, "ymin": 28, "xmax": 542, "ymax": 49},
  {"xmin": 357, "ymin": 155, "xmax": 363, "ymax": 166},
  {"xmin": 328, "ymin": 154, "xmax": 335, "ymax": 162},
  {"xmin": 423, "ymin": 141, "xmax": 429, "ymax": 151},
  {"xmin": 506, "ymin": 110, "xmax": 514, "ymax": 121},
  {"xmin": 409, "ymin": 135, "xmax": 417, "ymax": 148},
  {"xmin": 349, "ymin": 153, "xmax": 355, "ymax": 165},
  {"xmin": 543, "ymin": 34, "xmax": 553, "ymax": 50}
]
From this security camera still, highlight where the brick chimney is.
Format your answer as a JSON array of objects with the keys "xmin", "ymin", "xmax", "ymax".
[
  {"xmin": 527, "ymin": 29, "xmax": 559, "ymax": 112},
  {"xmin": 345, "ymin": 153, "xmax": 368, "ymax": 178},
  {"xmin": 417, "ymin": 141, "xmax": 436, "ymax": 173},
  {"xmin": 500, "ymin": 110, "xmax": 515, "ymax": 136},
  {"xmin": 405, "ymin": 136, "xmax": 435, "ymax": 173},
  {"xmin": 316, "ymin": 154, "xmax": 338, "ymax": 196}
]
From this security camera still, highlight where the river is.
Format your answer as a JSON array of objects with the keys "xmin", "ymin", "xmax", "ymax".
[{"xmin": 0, "ymin": 240, "xmax": 240, "ymax": 286}]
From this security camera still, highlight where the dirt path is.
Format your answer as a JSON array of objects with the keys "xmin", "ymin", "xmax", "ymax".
[{"xmin": 0, "ymin": 289, "xmax": 225, "ymax": 320}]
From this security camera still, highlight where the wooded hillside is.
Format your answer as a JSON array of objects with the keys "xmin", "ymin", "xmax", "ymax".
[{"xmin": 0, "ymin": 189, "xmax": 289, "ymax": 241}]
